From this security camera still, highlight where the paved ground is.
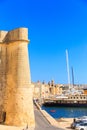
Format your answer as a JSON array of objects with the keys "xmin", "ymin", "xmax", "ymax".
[{"xmin": 34, "ymin": 105, "xmax": 64, "ymax": 130}]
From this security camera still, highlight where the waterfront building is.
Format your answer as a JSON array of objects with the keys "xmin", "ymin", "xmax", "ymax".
[
  {"xmin": 33, "ymin": 81, "xmax": 63, "ymax": 100},
  {"xmin": 48, "ymin": 84, "xmax": 62, "ymax": 96},
  {"xmin": 33, "ymin": 81, "xmax": 49, "ymax": 99},
  {"xmin": 83, "ymin": 88, "xmax": 87, "ymax": 95}
]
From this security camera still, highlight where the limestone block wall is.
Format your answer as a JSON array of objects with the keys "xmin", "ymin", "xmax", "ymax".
[
  {"xmin": 0, "ymin": 28, "xmax": 35, "ymax": 127},
  {"xmin": 17, "ymin": 42, "xmax": 31, "ymax": 86},
  {"xmin": 0, "ymin": 44, "xmax": 7, "ymax": 111}
]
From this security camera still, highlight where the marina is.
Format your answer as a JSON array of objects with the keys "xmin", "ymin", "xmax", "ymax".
[
  {"xmin": 42, "ymin": 106, "xmax": 87, "ymax": 119},
  {"xmin": 41, "ymin": 93, "xmax": 87, "ymax": 119}
]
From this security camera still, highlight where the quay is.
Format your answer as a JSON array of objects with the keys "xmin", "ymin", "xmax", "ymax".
[
  {"xmin": 34, "ymin": 103, "xmax": 64, "ymax": 130},
  {"xmin": 34, "ymin": 101, "xmax": 73, "ymax": 130}
]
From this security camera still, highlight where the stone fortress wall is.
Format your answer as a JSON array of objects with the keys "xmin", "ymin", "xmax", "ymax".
[{"xmin": 0, "ymin": 28, "xmax": 35, "ymax": 127}]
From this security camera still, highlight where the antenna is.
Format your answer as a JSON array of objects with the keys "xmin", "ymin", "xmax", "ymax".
[
  {"xmin": 66, "ymin": 49, "xmax": 71, "ymax": 89},
  {"xmin": 71, "ymin": 66, "xmax": 74, "ymax": 87}
]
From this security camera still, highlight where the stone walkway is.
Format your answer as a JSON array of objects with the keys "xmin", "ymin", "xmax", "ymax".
[{"xmin": 34, "ymin": 105, "xmax": 63, "ymax": 130}]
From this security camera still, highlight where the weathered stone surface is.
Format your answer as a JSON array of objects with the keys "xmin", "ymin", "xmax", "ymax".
[{"xmin": 0, "ymin": 28, "xmax": 35, "ymax": 127}]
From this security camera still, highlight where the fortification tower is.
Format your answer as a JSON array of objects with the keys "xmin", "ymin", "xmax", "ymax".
[{"xmin": 0, "ymin": 28, "xmax": 35, "ymax": 127}]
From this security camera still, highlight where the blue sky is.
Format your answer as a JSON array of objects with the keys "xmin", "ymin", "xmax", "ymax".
[{"xmin": 0, "ymin": 0, "xmax": 87, "ymax": 84}]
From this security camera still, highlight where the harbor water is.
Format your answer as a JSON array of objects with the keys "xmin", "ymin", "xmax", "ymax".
[{"xmin": 42, "ymin": 106, "xmax": 87, "ymax": 119}]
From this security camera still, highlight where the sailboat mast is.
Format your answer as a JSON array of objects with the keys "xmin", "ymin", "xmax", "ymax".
[
  {"xmin": 66, "ymin": 50, "xmax": 71, "ymax": 89},
  {"xmin": 71, "ymin": 66, "xmax": 74, "ymax": 87}
]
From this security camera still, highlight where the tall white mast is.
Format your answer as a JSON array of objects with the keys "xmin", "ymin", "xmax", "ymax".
[{"xmin": 66, "ymin": 49, "xmax": 71, "ymax": 89}]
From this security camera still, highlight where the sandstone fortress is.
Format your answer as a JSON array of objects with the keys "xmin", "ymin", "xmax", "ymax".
[{"xmin": 0, "ymin": 28, "xmax": 35, "ymax": 127}]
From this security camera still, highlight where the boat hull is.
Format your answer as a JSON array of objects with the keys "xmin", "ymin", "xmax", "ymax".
[{"xmin": 43, "ymin": 102, "xmax": 87, "ymax": 107}]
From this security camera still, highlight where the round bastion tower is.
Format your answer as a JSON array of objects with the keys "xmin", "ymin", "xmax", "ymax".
[{"xmin": 0, "ymin": 28, "xmax": 35, "ymax": 127}]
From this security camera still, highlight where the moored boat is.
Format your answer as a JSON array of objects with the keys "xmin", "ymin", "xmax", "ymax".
[
  {"xmin": 50, "ymin": 110, "xmax": 56, "ymax": 112},
  {"xmin": 43, "ymin": 94, "xmax": 87, "ymax": 107}
]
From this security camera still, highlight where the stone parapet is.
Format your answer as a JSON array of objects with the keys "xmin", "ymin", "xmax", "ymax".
[{"xmin": 0, "ymin": 28, "xmax": 29, "ymax": 43}]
